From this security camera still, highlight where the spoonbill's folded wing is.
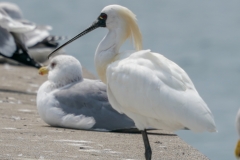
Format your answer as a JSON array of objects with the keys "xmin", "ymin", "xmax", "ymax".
[{"xmin": 107, "ymin": 50, "xmax": 216, "ymax": 132}]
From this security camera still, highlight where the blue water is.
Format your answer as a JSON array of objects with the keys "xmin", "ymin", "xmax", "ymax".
[{"xmin": 6, "ymin": 0, "xmax": 240, "ymax": 159}]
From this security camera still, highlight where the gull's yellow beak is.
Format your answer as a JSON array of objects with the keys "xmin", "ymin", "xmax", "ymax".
[
  {"xmin": 39, "ymin": 67, "xmax": 49, "ymax": 75},
  {"xmin": 235, "ymin": 140, "xmax": 240, "ymax": 158}
]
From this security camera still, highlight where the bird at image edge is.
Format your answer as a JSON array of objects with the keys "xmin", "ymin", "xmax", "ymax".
[
  {"xmin": 0, "ymin": 2, "xmax": 66, "ymax": 64},
  {"xmin": 235, "ymin": 109, "xmax": 240, "ymax": 159},
  {"xmin": 0, "ymin": 8, "xmax": 41, "ymax": 68}
]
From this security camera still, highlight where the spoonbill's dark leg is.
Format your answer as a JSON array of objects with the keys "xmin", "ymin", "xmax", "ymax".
[{"xmin": 141, "ymin": 129, "xmax": 152, "ymax": 160}]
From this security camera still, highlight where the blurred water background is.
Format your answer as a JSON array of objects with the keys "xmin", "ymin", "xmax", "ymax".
[{"xmin": 5, "ymin": 0, "xmax": 240, "ymax": 159}]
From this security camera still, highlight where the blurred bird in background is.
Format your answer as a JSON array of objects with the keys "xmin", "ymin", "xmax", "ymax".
[{"xmin": 0, "ymin": 2, "xmax": 66, "ymax": 68}]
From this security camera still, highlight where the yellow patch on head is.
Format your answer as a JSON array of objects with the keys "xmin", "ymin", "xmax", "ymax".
[
  {"xmin": 235, "ymin": 140, "xmax": 240, "ymax": 158},
  {"xmin": 38, "ymin": 67, "xmax": 49, "ymax": 75},
  {"xmin": 117, "ymin": 6, "xmax": 142, "ymax": 51}
]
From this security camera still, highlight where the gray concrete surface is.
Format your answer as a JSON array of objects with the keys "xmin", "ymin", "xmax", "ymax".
[{"xmin": 0, "ymin": 63, "xmax": 209, "ymax": 160}]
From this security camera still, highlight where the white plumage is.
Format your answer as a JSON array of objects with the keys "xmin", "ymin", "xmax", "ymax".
[
  {"xmin": 0, "ymin": 11, "xmax": 35, "ymax": 33},
  {"xmin": 106, "ymin": 49, "xmax": 216, "ymax": 132},
  {"xmin": 92, "ymin": 5, "xmax": 216, "ymax": 133},
  {"xmin": 0, "ymin": 2, "xmax": 66, "ymax": 63},
  {"xmin": 37, "ymin": 81, "xmax": 96, "ymax": 130},
  {"xmin": 0, "ymin": 4, "xmax": 41, "ymax": 68},
  {"xmin": 48, "ymin": 4, "xmax": 217, "ymax": 159},
  {"xmin": 37, "ymin": 55, "xmax": 136, "ymax": 131}
]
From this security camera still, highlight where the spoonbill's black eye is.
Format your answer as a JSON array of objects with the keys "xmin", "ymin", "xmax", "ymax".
[
  {"xmin": 99, "ymin": 13, "xmax": 107, "ymax": 20},
  {"xmin": 51, "ymin": 62, "xmax": 56, "ymax": 68}
]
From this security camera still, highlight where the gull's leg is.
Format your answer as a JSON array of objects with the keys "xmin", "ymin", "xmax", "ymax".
[{"xmin": 141, "ymin": 129, "xmax": 152, "ymax": 160}]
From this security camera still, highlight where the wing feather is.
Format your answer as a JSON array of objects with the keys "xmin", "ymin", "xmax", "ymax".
[
  {"xmin": 52, "ymin": 79, "xmax": 135, "ymax": 130},
  {"xmin": 0, "ymin": 27, "xmax": 16, "ymax": 56},
  {"xmin": 107, "ymin": 50, "xmax": 216, "ymax": 132}
]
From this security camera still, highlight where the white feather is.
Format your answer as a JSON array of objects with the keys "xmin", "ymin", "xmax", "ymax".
[
  {"xmin": 37, "ymin": 56, "xmax": 95, "ymax": 130},
  {"xmin": 107, "ymin": 49, "xmax": 216, "ymax": 132},
  {"xmin": 236, "ymin": 109, "xmax": 240, "ymax": 138},
  {"xmin": 0, "ymin": 28, "xmax": 16, "ymax": 57},
  {"xmin": 93, "ymin": 5, "xmax": 216, "ymax": 133},
  {"xmin": 24, "ymin": 27, "xmax": 50, "ymax": 47},
  {"xmin": 0, "ymin": 13, "xmax": 35, "ymax": 33},
  {"xmin": 37, "ymin": 80, "xmax": 96, "ymax": 130}
]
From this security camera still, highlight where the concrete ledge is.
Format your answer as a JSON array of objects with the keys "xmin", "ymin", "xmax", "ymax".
[{"xmin": 0, "ymin": 64, "xmax": 209, "ymax": 160}]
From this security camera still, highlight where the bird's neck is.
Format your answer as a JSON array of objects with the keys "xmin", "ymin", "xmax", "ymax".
[
  {"xmin": 50, "ymin": 76, "xmax": 83, "ymax": 89},
  {"xmin": 94, "ymin": 28, "xmax": 124, "ymax": 83}
]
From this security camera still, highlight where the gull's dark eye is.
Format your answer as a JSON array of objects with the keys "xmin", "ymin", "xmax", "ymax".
[
  {"xmin": 51, "ymin": 62, "xmax": 56, "ymax": 68},
  {"xmin": 99, "ymin": 13, "xmax": 107, "ymax": 20}
]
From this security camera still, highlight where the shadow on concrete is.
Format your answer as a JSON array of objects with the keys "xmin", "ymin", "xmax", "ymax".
[{"xmin": 0, "ymin": 88, "xmax": 36, "ymax": 96}]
